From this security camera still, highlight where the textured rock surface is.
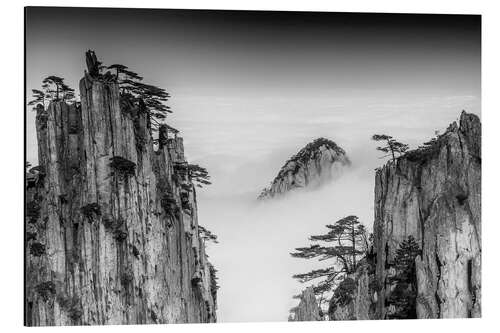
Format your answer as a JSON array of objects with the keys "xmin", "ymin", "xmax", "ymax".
[
  {"xmin": 325, "ymin": 111, "xmax": 481, "ymax": 320},
  {"xmin": 372, "ymin": 111, "xmax": 481, "ymax": 319},
  {"xmin": 289, "ymin": 287, "xmax": 322, "ymax": 321},
  {"xmin": 25, "ymin": 74, "xmax": 217, "ymax": 326},
  {"xmin": 328, "ymin": 262, "xmax": 375, "ymax": 321},
  {"xmin": 258, "ymin": 138, "xmax": 350, "ymax": 199}
]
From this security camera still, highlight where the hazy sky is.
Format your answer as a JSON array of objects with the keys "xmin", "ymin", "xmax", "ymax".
[{"xmin": 26, "ymin": 8, "xmax": 480, "ymax": 322}]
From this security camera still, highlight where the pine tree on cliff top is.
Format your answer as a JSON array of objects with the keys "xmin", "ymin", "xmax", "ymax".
[
  {"xmin": 42, "ymin": 76, "xmax": 75, "ymax": 102},
  {"xmin": 98, "ymin": 56, "xmax": 171, "ymax": 130},
  {"xmin": 372, "ymin": 134, "xmax": 409, "ymax": 161},
  {"xmin": 28, "ymin": 89, "xmax": 46, "ymax": 110},
  {"xmin": 291, "ymin": 215, "xmax": 369, "ymax": 305},
  {"xmin": 107, "ymin": 64, "xmax": 143, "ymax": 83},
  {"xmin": 29, "ymin": 76, "xmax": 75, "ymax": 110}
]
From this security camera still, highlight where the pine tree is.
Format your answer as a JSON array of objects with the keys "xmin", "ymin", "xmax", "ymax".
[
  {"xmin": 28, "ymin": 89, "xmax": 46, "ymax": 110},
  {"xmin": 372, "ymin": 134, "xmax": 409, "ymax": 161},
  {"xmin": 104, "ymin": 62, "xmax": 171, "ymax": 129},
  {"xmin": 187, "ymin": 164, "xmax": 211, "ymax": 188},
  {"xmin": 198, "ymin": 225, "xmax": 218, "ymax": 244},
  {"xmin": 387, "ymin": 235, "xmax": 421, "ymax": 319},
  {"xmin": 40, "ymin": 76, "xmax": 75, "ymax": 102},
  {"xmin": 290, "ymin": 216, "xmax": 369, "ymax": 304},
  {"xmin": 107, "ymin": 64, "xmax": 143, "ymax": 82}
]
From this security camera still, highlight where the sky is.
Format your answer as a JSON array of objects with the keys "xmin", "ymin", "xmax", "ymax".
[{"xmin": 26, "ymin": 8, "xmax": 481, "ymax": 322}]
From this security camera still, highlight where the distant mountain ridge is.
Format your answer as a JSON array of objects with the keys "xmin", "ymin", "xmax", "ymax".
[{"xmin": 258, "ymin": 138, "xmax": 351, "ymax": 199}]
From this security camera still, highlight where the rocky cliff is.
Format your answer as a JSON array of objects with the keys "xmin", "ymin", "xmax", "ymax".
[
  {"xmin": 289, "ymin": 287, "xmax": 322, "ymax": 321},
  {"xmin": 258, "ymin": 138, "xmax": 350, "ymax": 199},
  {"xmin": 327, "ymin": 261, "xmax": 375, "ymax": 321},
  {"xmin": 373, "ymin": 111, "xmax": 481, "ymax": 319},
  {"xmin": 327, "ymin": 111, "xmax": 481, "ymax": 320},
  {"xmin": 25, "ymin": 73, "xmax": 217, "ymax": 325}
]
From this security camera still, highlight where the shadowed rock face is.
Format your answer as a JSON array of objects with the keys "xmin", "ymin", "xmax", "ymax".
[
  {"xmin": 289, "ymin": 287, "xmax": 322, "ymax": 321},
  {"xmin": 25, "ymin": 74, "xmax": 216, "ymax": 326},
  {"xmin": 258, "ymin": 138, "xmax": 351, "ymax": 199}
]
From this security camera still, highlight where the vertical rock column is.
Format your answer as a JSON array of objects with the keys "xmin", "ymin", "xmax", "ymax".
[
  {"xmin": 372, "ymin": 111, "xmax": 481, "ymax": 319},
  {"xmin": 26, "ymin": 74, "xmax": 217, "ymax": 326},
  {"xmin": 26, "ymin": 102, "xmax": 82, "ymax": 326},
  {"xmin": 290, "ymin": 287, "xmax": 322, "ymax": 321}
]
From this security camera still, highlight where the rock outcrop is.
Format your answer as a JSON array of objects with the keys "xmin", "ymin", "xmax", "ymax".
[
  {"xmin": 372, "ymin": 111, "xmax": 481, "ymax": 319},
  {"xmin": 258, "ymin": 138, "xmax": 350, "ymax": 199},
  {"xmin": 328, "ymin": 261, "xmax": 375, "ymax": 321},
  {"xmin": 25, "ymin": 72, "xmax": 217, "ymax": 325},
  {"xmin": 289, "ymin": 287, "xmax": 322, "ymax": 321},
  {"xmin": 326, "ymin": 111, "xmax": 481, "ymax": 320}
]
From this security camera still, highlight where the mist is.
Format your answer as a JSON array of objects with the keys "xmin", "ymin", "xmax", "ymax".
[
  {"xmin": 197, "ymin": 159, "xmax": 372, "ymax": 321},
  {"xmin": 189, "ymin": 102, "xmax": 481, "ymax": 322},
  {"xmin": 193, "ymin": 136, "xmax": 379, "ymax": 322},
  {"xmin": 25, "ymin": 8, "xmax": 481, "ymax": 322}
]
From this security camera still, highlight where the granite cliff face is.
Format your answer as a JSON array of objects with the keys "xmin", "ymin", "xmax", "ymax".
[
  {"xmin": 289, "ymin": 287, "xmax": 322, "ymax": 321},
  {"xmin": 258, "ymin": 138, "xmax": 350, "ymax": 199},
  {"xmin": 373, "ymin": 111, "xmax": 481, "ymax": 319},
  {"xmin": 25, "ymin": 73, "xmax": 217, "ymax": 325},
  {"xmin": 327, "ymin": 261, "xmax": 374, "ymax": 321},
  {"xmin": 326, "ymin": 111, "xmax": 481, "ymax": 320}
]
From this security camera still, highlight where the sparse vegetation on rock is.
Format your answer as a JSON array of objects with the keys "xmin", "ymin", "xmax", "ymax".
[
  {"xmin": 30, "ymin": 242, "xmax": 46, "ymax": 257},
  {"xmin": 35, "ymin": 281, "xmax": 56, "ymax": 301},
  {"xmin": 109, "ymin": 156, "xmax": 136, "ymax": 177},
  {"xmin": 386, "ymin": 236, "xmax": 421, "ymax": 319},
  {"xmin": 85, "ymin": 50, "xmax": 171, "ymax": 131},
  {"xmin": 29, "ymin": 76, "xmax": 75, "ymax": 110},
  {"xmin": 259, "ymin": 137, "xmax": 350, "ymax": 199},
  {"xmin": 187, "ymin": 164, "xmax": 211, "ymax": 188},
  {"xmin": 80, "ymin": 203, "xmax": 101, "ymax": 220},
  {"xmin": 290, "ymin": 215, "xmax": 369, "ymax": 314},
  {"xmin": 371, "ymin": 134, "xmax": 409, "ymax": 161},
  {"xmin": 199, "ymin": 225, "xmax": 218, "ymax": 244}
]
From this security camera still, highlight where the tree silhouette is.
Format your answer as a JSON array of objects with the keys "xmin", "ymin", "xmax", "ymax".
[
  {"xmin": 124, "ymin": 80, "xmax": 171, "ymax": 128},
  {"xmin": 29, "ymin": 76, "xmax": 75, "ymax": 110},
  {"xmin": 103, "ymin": 62, "xmax": 170, "ymax": 129},
  {"xmin": 41, "ymin": 76, "xmax": 75, "ymax": 102},
  {"xmin": 291, "ymin": 216, "xmax": 369, "ymax": 303},
  {"xmin": 187, "ymin": 164, "xmax": 211, "ymax": 188},
  {"xmin": 83, "ymin": 51, "xmax": 172, "ymax": 131},
  {"xmin": 107, "ymin": 64, "xmax": 128, "ymax": 79},
  {"xmin": 386, "ymin": 236, "xmax": 421, "ymax": 319},
  {"xmin": 28, "ymin": 89, "xmax": 46, "ymax": 110},
  {"xmin": 198, "ymin": 225, "xmax": 218, "ymax": 244},
  {"xmin": 371, "ymin": 134, "xmax": 409, "ymax": 161},
  {"xmin": 107, "ymin": 64, "xmax": 143, "ymax": 86}
]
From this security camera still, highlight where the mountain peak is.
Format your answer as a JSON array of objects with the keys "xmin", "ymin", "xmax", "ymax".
[{"xmin": 258, "ymin": 138, "xmax": 350, "ymax": 199}]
